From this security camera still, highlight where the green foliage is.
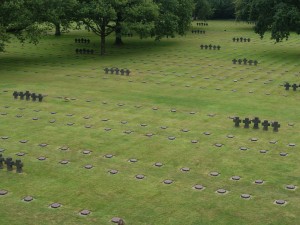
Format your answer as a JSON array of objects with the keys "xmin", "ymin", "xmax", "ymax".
[
  {"xmin": 194, "ymin": 0, "xmax": 214, "ymax": 20},
  {"xmin": 234, "ymin": 0, "xmax": 300, "ymax": 41}
]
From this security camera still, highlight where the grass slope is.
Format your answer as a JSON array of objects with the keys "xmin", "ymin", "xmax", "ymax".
[{"xmin": 0, "ymin": 20, "xmax": 299, "ymax": 225}]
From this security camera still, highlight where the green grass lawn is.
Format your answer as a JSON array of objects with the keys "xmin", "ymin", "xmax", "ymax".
[{"xmin": 0, "ymin": 20, "xmax": 299, "ymax": 225}]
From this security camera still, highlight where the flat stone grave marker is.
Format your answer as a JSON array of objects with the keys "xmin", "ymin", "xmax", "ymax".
[
  {"xmin": 254, "ymin": 179, "xmax": 264, "ymax": 184},
  {"xmin": 104, "ymin": 128, "xmax": 112, "ymax": 131},
  {"xmin": 135, "ymin": 174, "xmax": 145, "ymax": 179},
  {"xmin": 275, "ymin": 200, "xmax": 286, "ymax": 205},
  {"xmin": 60, "ymin": 160, "xmax": 69, "ymax": 164},
  {"xmin": 286, "ymin": 185, "xmax": 296, "ymax": 190},
  {"xmin": 193, "ymin": 185, "xmax": 204, "ymax": 190},
  {"xmin": 82, "ymin": 150, "xmax": 91, "ymax": 154},
  {"xmin": 104, "ymin": 154, "xmax": 113, "ymax": 158},
  {"xmin": 23, "ymin": 196, "xmax": 34, "ymax": 202},
  {"xmin": 163, "ymin": 179, "xmax": 173, "ymax": 184},
  {"xmin": 16, "ymin": 152, "xmax": 26, "ymax": 156},
  {"xmin": 19, "ymin": 140, "xmax": 28, "ymax": 143},
  {"xmin": 84, "ymin": 164, "xmax": 93, "ymax": 169},
  {"xmin": 231, "ymin": 176, "xmax": 240, "ymax": 181},
  {"xmin": 250, "ymin": 137, "xmax": 258, "ymax": 142},
  {"xmin": 50, "ymin": 203, "xmax": 61, "ymax": 208},
  {"xmin": 37, "ymin": 156, "xmax": 46, "ymax": 160},
  {"xmin": 240, "ymin": 147, "xmax": 248, "ymax": 151},
  {"xmin": 288, "ymin": 143, "xmax": 296, "ymax": 147},
  {"xmin": 39, "ymin": 143, "xmax": 48, "ymax": 147},
  {"xmin": 128, "ymin": 158, "xmax": 138, "ymax": 163},
  {"xmin": 227, "ymin": 134, "xmax": 234, "ymax": 138},
  {"xmin": 80, "ymin": 209, "xmax": 91, "ymax": 216},
  {"xmin": 60, "ymin": 146, "xmax": 69, "ymax": 151},
  {"xmin": 260, "ymin": 150, "xmax": 268, "ymax": 154},
  {"xmin": 191, "ymin": 140, "xmax": 198, "ymax": 143},
  {"xmin": 210, "ymin": 172, "xmax": 219, "ymax": 176},
  {"xmin": 168, "ymin": 136, "xmax": 176, "ymax": 140},
  {"xmin": 154, "ymin": 162, "xmax": 163, "ymax": 167},
  {"xmin": 49, "ymin": 119, "xmax": 56, "ymax": 123},
  {"xmin": 215, "ymin": 143, "xmax": 223, "ymax": 147},
  {"xmin": 241, "ymin": 194, "xmax": 251, "ymax": 199},
  {"xmin": 181, "ymin": 167, "xmax": 190, "ymax": 172},
  {"xmin": 160, "ymin": 126, "xmax": 167, "ymax": 129},
  {"xmin": 216, "ymin": 189, "xmax": 227, "ymax": 194},
  {"xmin": 0, "ymin": 190, "xmax": 8, "ymax": 195},
  {"xmin": 279, "ymin": 152, "xmax": 288, "ymax": 156},
  {"xmin": 111, "ymin": 217, "xmax": 123, "ymax": 223},
  {"xmin": 109, "ymin": 169, "xmax": 118, "ymax": 174}
]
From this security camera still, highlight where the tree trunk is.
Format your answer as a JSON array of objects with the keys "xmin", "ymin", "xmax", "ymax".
[
  {"xmin": 100, "ymin": 33, "xmax": 105, "ymax": 55},
  {"xmin": 114, "ymin": 13, "xmax": 123, "ymax": 45},
  {"xmin": 54, "ymin": 23, "xmax": 61, "ymax": 36}
]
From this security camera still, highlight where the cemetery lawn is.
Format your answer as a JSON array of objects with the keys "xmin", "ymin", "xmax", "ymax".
[{"xmin": 0, "ymin": 20, "xmax": 300, "ymax": 225}]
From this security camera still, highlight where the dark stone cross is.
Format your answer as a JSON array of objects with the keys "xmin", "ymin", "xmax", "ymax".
[
  {"xmin": 292, "ymin": 83, "xmax": 298, "ymax": 91},
  {"xmin": 243, "ymin": 38, "xmax": 247, "ymax": 42},
  {"xmin": 243, "ymin": 58, "xmax": 248, "ymax": 65},
  {"xmin": 109, "ymin": 68, "xmax": 114, "ymax": 74},
  {"xmin": 247, "ymin": 38, "xmax": 251, "ymax": 42},
  {"xmin": 233, "ymin": 117, "xmax": 241, "ymax": 127},
  {"xmin": 284, "ymin": 82, "xmax": 291, "ymax": 90},
  {"xmin": 19, "ymin": 92, "xmax": 25, "ymax": 100},
  {"xmin": 208, "ymin": 44, "xmax": 212, "ymax": 50},
  {"xmin": 37, "ymin": 94, "xmax": 43, "ymax": 102},
  {"xmin": 0, "ymin": 154, "xmax": 4, "ymax": 169},
  {"xmin": 248, "ymin": 60, "xmax": 253, "ymax": 65},
  {"xmin": 253, "ymin": 60, "xmax": 258, "ymax": 66},
  {"xmin": 25, "ymin": 91, "xmax": 31, "ymax": 101},
  {"xmin": 213, "ymin": 45, "xmax": 216, "ymax": 50},
  {"xmin": 232, "ymin": 59, "xmax": 237, "ymax": 64},
  {"xmin": 238, "ymin": 59, "xmax": 242, "ymax": 64},
  {"xmin": 252, "ymin": 117, "xmax": 261, "ymax": 129},
  {"xmin": 115, "ymin": 68, "xmax": 120, "ymax": 75},
  {"xmin": 200, "ymin": 44, "xmax": 204, "ymax": 49},
  {"xmin": 242, "ymin": 118, "xmax": 251, "ymax": 128},
  {"xmin": 233, "ymin": 37, "xmax": 236, "ymax": 42},
  {"xmin": 271, "ymin": 121, "xmax": 280, "ymax": 132},
  {"xmin": 15, "ymin": 159, "xmax": 23, "ymax": 173},
  {"xmin": 262, "ymin": 120, "xmax": 270, "ymax": 131},
  {"xmin": 13, "ymin": 91, "xmax": 19, "ymax": 99},
  {"xmin": 240, "ymin": 37, "xmax": 243, "ymax": 42},
  {"xmin": 204, "ymin": 45, "xmax": 208, "ymax": 49},
  {"xmin": 217, "ymin": 45, "xmax": 221, "ymax": 50},
  {"xmin": 120, "ymin": 69, "xmax": 125, "ymax": 75},
  {"xmin": 31, "ymin": 93, "xmax": 37, "ymax": 101},
  {"xmin": 125, "ymin": 69, "xmax": 130, "ymax": 76},
  {"xmin": 104, "ymin": 68, "xmax": 109, "ymax": 74},
  {"xmin": 5, "ymin": 157, "xmax": 14, "ymax": 171}
]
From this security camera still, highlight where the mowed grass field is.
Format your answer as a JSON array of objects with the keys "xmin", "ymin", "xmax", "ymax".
[{"xmin": 0, "ymin": 20, "xmax": 299, "ymax": 225}]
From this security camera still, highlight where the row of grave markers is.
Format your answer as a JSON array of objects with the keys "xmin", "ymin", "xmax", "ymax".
[
  {"xmin": 13, "ymin": 91, "xmax": 43, "ymax": 102},
  {"xmin": 75, "ymin": 38, "xmax": 90, "ymax": 44},
  {"xmin": 104, "ymin": 68, "xmax": 131, "ymax": 76},
  {"xmin": 233, "ymin": 117, "xmax": 280, "ymax": 131},
  {"xmin": 232, "ymin": 58, "xmax": 258, "ymax": 66},
  {"xmin": 284, "ymin": 83, "xmax": 300, "ymax": 91},
  {"xmin": 0, "ymin": 154, "xmax": 23, "ymax": 173},
  {"xmin": 75, "ymin": 49, "xmax": 94, "ymax": 54},
  {"xmin": 200, "ymin": 44, "xmax": 221, "ymax": 50},
  {"xmin": 191, "ymin": 30, "xmax": 206, "ymax": 34},
  {"xmin": 196, "ymin": 22, "xmax": 208, "ymax": 26},
  {"xmin": 233, "ymin": 37, "xmax": 251, "ymax": 42}
]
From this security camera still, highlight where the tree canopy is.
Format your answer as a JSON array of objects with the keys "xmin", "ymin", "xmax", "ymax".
[{"xmin": 234, "ymin": 0, "xmax": 300, "ymax": 41}]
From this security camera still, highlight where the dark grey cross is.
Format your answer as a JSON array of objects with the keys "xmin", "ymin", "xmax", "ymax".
[
  {"xmin": 233, "ymin": 117, "xmax": 241, "ymax": 127},
  {"xmin": 217, "ymin": 45, "xmax": 221, "ymax": 50},
  {"xmin": 292, "ymin": 83, "xmax": 298, "ymax": 91},
  {"xmin": 125, "ymin": 69, "xmax": 130, "ymax": 76},
  {"xmin": 208, "ymin": 44, "xmax": 212, "ymax": 50},
  {"xmin": 38, "ymin": 94, "xmax": 43, "ymax": 102},
  {"xmin": 238, "ymin": 59, "xmax": 242, "ymax": 64},
  {"xmin": 5, "ymin": 157, "xmax": 14, "ymax": 171},
  {"xmin": 284, "ymin": 82, "xmax": 291, "ymax": 90},
  {"xmin": 243, "ymin": 58, "xmax": 248, "ymax": 65},
  {"xmin": 13, "ymin": 91, "xmax": 19, "ymax": 99},
  {"xmin": 115, "ymin": 68, "xmax": 120, "ymax": 75},
  {"xmin": 243, "ymin": 118, "xmax": 251, "ymax": 128},
  {"xmin": 261, "ymin": 120, "xmax": 270, "ymax": 131},
  {"xmin": 252, "ymin": 117, "xmax": 261, "ymax": 129},
  {"xmin": 19, "ymin": 92, "xmax": 25, "ymax": 100},
  {"xmin": 15, "ymin": 159, "xmax": 23, "ymax": 173},
  {"xmin": 109, "ymin": 68, "xmax": 114, "ymax": 74},
  {"xmin": 200, "ymin": 44, "xmax": 204, "ymax": 49},
  {"xmin": 213, "ymin": 45, "xmax": 216, "ymax": 50},
  {"xmin": 104, "ymin": 68, "xmax": 109, "ymax": 74},
  {"xmin": 271, "ymin": 121, "xmax": 280, "ymax": 132},
  {"xmin": 247, "ymin": 38, "xmax": 250, "ymax": 42},
  {"xmin": 253, "ymin": 60, "xmax": 258, "ymax": 66},
  {"xmin": 248, "ymin": 60, "xmax": 253, "ymax": 65},
  {"xmin": 232, "ymin": 59, "xmax": 237, "ymax": 64},
  {"xmin": 232, "ymin": 37, "xmax": 236, "ymax": 42},
  {"xmin": 31, "ymin": 93, "xmax": 37, "ymax": 102},
  {"xmin": 120, "ymin": 69, "xmax": 125, "ymax": 75},
  {"xmin": 204, "ymin": 45, "xmax": 208, "ymax": 49},
  {"xmin": 240, "ymin": 37, "xmax": 243, "ymax": 42},
  {"xmin": 25, "ymin": 91, "xmax": 31, "ymax": 101},
  {"xmin": 243, "ymin": 38, "xmax": 247, "ymax": 42}
]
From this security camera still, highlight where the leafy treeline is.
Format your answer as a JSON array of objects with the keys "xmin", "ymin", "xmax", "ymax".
[{"xmin": 0, "ymin": 0, "xmax": 299, "ymax": 54}]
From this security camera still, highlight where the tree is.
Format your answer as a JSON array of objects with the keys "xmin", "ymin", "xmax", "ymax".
[
  {"xmin": 76, "ymin": 0, "xmax": 159, "ymax": 55},
  {"xmin": 194, "ymin": 0, "xmax": 214, "ymax": 20},
  {"xmin": 153, "ymin": 0, "xmax": 194, "ymax": 39},
  {"xmin": 235, "ymin": 0, "xmax": 300, "ymax": 41},
  {"xmin": 0, "ymin": 0, "xmax": 45, "ymax": 52},
  {"xmin": 210, "ymin": 0, "xmax": 235, "ymax": 19}
]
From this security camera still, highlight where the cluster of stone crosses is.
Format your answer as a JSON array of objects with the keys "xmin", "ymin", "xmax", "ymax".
[
  {"xmin": 104, "ymin": 68, "xmax": 131, "ymax": 76},
  {"xmin": 232, "ymin": 37, "xmax": 251, "ymax": 42},
  {"xmin": 0, "ymin": 154, "xmax": 23, "ymax": 173},
  {"xmin": 200, "ymin": 44, "xmax": 221, "ymax": 50},
  {"xmin": 13, "ymin": 91, "xmax": 43, "ymax": 102},
  {"xmin": 232, "ymin": 58, "xmax": 258, "ymax": 66},
  {"xmin": 233, "ymin": 117, "xmax": 280, "ymax": 132},
  {"xmin": 75, "ymin": 48, "xmax": 94, "ymax": 54},
  {"xmin": 196, "ymin": 22, "xmax": 208, "ymax": 26},
  {"xmin": 74, "ymin": 38, "xmax": 90, "ymax": 44},
  {"xmin": 284, "ymin": 82, "xmax": 299, "ymax": 91},
  {"xmin": 191, "ymin": 30, "xmax": 206, "ymax": 34}
]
